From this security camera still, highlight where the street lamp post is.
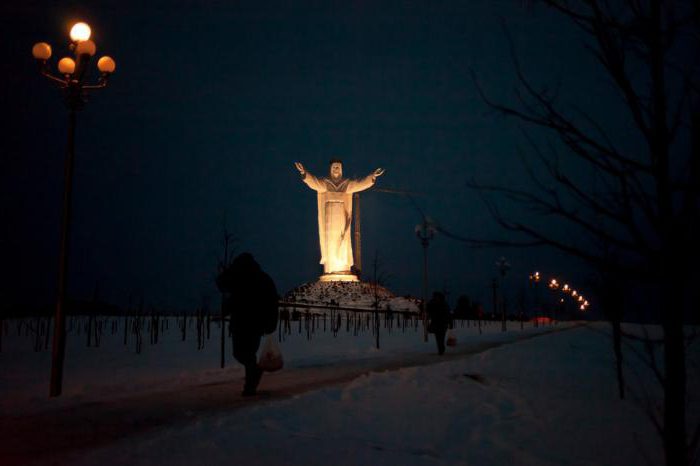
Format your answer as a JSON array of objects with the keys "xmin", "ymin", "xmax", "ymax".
[
  {"xmin": 529, "ymin": 271, "xmax": 541, "ymax": 327},
  {"xmin": 495, "ymin": 257, "xmax": 510, "ymax": 332},
  {"xmin": 415, "ymin": 219, "xmax": 436, "ymax": 342},
  {"xmin": 33, "ymin": 22, "xmax": 116, "ymax": 397},
  {"xmin": 547, "ymin": 278, "xmax": 568, "ymax": 325}
]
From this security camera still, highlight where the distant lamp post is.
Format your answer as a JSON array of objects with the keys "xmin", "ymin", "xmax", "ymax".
[
  {"xmin": 33, "ymin": 22, "xmax": 117, "ymax": 397},
  {"xmin": 529, "ymin": 271, "xmax": 541, "ymax": 327},
  {"xmin": 415, "ymin": 218, "xmax": 436, "ymax": 342},
  {"xmin": 495, "ymin": 257, "xmax": 510, "ymax": 331}
]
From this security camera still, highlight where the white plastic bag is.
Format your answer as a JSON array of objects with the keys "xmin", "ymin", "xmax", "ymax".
[
  {"xmin": 258, "ymin": 334, "xmax": 283, "ymax": 372},
  {"xmin": 446, "ymin": 330, "xmax": 457, "ymax": 347}
]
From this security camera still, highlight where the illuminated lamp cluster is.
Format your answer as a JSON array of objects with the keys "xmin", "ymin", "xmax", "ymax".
[{"xmin": 32, "ymin": 22, "xmax": 116, "ymax": 91}]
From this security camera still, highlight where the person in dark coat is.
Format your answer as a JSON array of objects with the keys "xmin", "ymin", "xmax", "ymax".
[
  {"xmin": 427, "ymin": 291, "xmax": 450, "ymax": 355},
  {"xmin": 216, "ymin": 252, "xmax": 279, "ymax": 396}
]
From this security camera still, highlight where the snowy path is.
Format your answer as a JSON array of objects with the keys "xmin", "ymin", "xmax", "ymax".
[{"xmin": 1, "ymin": 323, "xmax": 580, "ymax": 465}]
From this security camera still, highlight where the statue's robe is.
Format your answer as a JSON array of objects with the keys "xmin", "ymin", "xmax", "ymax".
[{"xmin": 301, "ymin": 173, "xmax": 376, "ymax": 274}]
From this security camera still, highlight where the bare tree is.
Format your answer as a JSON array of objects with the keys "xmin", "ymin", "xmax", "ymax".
[
  {"xmin": 470, "ymin": 2, "xmax": 699, "ymax": 465},
  {"xmin": 592, "ymin": 271, "xmax": 626, "ymax": 400},
  {"xmin": 371, "ymin": 249, "xmax": 393, "ymax": 350},
  {"xmin": 217, "ymin": 217, "xmax": 237, "ymax": 369}
]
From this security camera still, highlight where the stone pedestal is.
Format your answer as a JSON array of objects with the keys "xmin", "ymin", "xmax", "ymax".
[{"xmin": 319, "ymin": 272, "xmax": 359, "ymax": 282}]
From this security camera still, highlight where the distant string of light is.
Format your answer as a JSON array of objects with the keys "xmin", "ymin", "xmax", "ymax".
[{"xmin": 530, "ymin": 272, "xmax": 590, "ymax": 311}]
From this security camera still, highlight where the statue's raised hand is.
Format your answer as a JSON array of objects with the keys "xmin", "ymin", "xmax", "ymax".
[
  {"xmin": 294, "ymin": 162, "xmax": 306, "ymax": 175},
  {"xmin": 373, "ymin": 168, "xmax": 385, "ymax": 178}
]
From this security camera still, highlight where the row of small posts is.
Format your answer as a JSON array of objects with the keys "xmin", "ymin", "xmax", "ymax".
[
  {"xmin": 2, "ymin": 307, "xmax": 554, "ymax": 359},
  {"xmin": 2, "ymin": 311, "xmax": 212, "ymax": 354}
]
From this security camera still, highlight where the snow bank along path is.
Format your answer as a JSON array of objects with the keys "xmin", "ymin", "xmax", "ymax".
[{"xmin": 0, "ymin": 322, "xmax": 578, "ymax": 465}]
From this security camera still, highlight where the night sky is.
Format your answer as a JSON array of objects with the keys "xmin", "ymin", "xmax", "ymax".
[{"xmin": 2, "ymin": 1, "xmax": 616, "ymax": 312}]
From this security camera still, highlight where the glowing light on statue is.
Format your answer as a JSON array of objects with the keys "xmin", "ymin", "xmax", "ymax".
[{"xmin": 295, "ymin": 159, "xmax": 384, "ymax": 281}]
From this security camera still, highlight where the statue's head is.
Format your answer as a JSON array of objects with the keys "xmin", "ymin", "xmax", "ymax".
[{"xmin": 329, "ymin": 159, "xmax": 343, "ymax": 180}]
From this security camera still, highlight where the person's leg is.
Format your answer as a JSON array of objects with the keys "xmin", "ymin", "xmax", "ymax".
[
  {"xmin": 435, "ymin": 329, "xmax": 446, "ymax": 355},
  {"xmin": 243, "ymin": 363, "xmax": 262, "ymax": 395},
  {"xmin": 233, "ymin": 332, "xmax": 262, "ymax": 395}
]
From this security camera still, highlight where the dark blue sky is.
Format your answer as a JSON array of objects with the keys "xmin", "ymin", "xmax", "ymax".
[{"xmin": 2, "ymin": 1, "xmax": 614, "ymax": 311}]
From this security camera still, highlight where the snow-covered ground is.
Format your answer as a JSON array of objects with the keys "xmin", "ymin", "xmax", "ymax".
[
  {"xmin": 1, "ymin": 317, "xmax": 698, "ymax": 465},
  {"xmin": 0, "ymin": 315, "xmax": 544, "ymax": 414}
]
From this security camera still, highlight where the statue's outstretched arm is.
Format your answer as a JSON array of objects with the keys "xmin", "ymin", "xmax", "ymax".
[
  {"xmin": 295, "ymin": 162, "xmax": 324, "ymax": 191},
  {"xmin": 348, "ymin": 168, "xmax": 385, "ymax": 193}
]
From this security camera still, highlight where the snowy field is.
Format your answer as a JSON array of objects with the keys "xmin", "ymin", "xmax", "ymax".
[
  {"xmin": 0, "ymin": 315, "xmax": 548, "ymax": 414},
  {"xmin": 1, "ymin": 316, "xmax": 699, "ymax": 466}
]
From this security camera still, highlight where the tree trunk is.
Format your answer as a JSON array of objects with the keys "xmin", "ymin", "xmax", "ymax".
[
  {"xmin": 611, "ymin": 319, "xmax": 624, "ymax": 399},
  {"xmin": 662, "ymin": 277, "xmax": 687, "ymax": 466}
]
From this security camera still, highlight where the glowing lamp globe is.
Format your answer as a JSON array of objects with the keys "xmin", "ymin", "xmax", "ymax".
[
  {"xmin": 70, "ymin": 22, "xmax": 91, "ymax": 42},
  {"xmin": 58, "ymin": 57, "xmax": 76, "ymax": 75},
  {"xmin": 97, "ymin": 56, "xmax": 116, "ymax": 74},
  {"xmin": 32, "ymin": 42, "xmax": 52, "ymax": 60},
  {"xmin": 75, "ymin": 39, "xmax": 96, "ymax": 56}
]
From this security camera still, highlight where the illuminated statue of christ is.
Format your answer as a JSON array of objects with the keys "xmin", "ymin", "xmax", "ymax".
[{"xmin": 295, "ymin": 160, "xmax": 385, "ymax": 279}]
